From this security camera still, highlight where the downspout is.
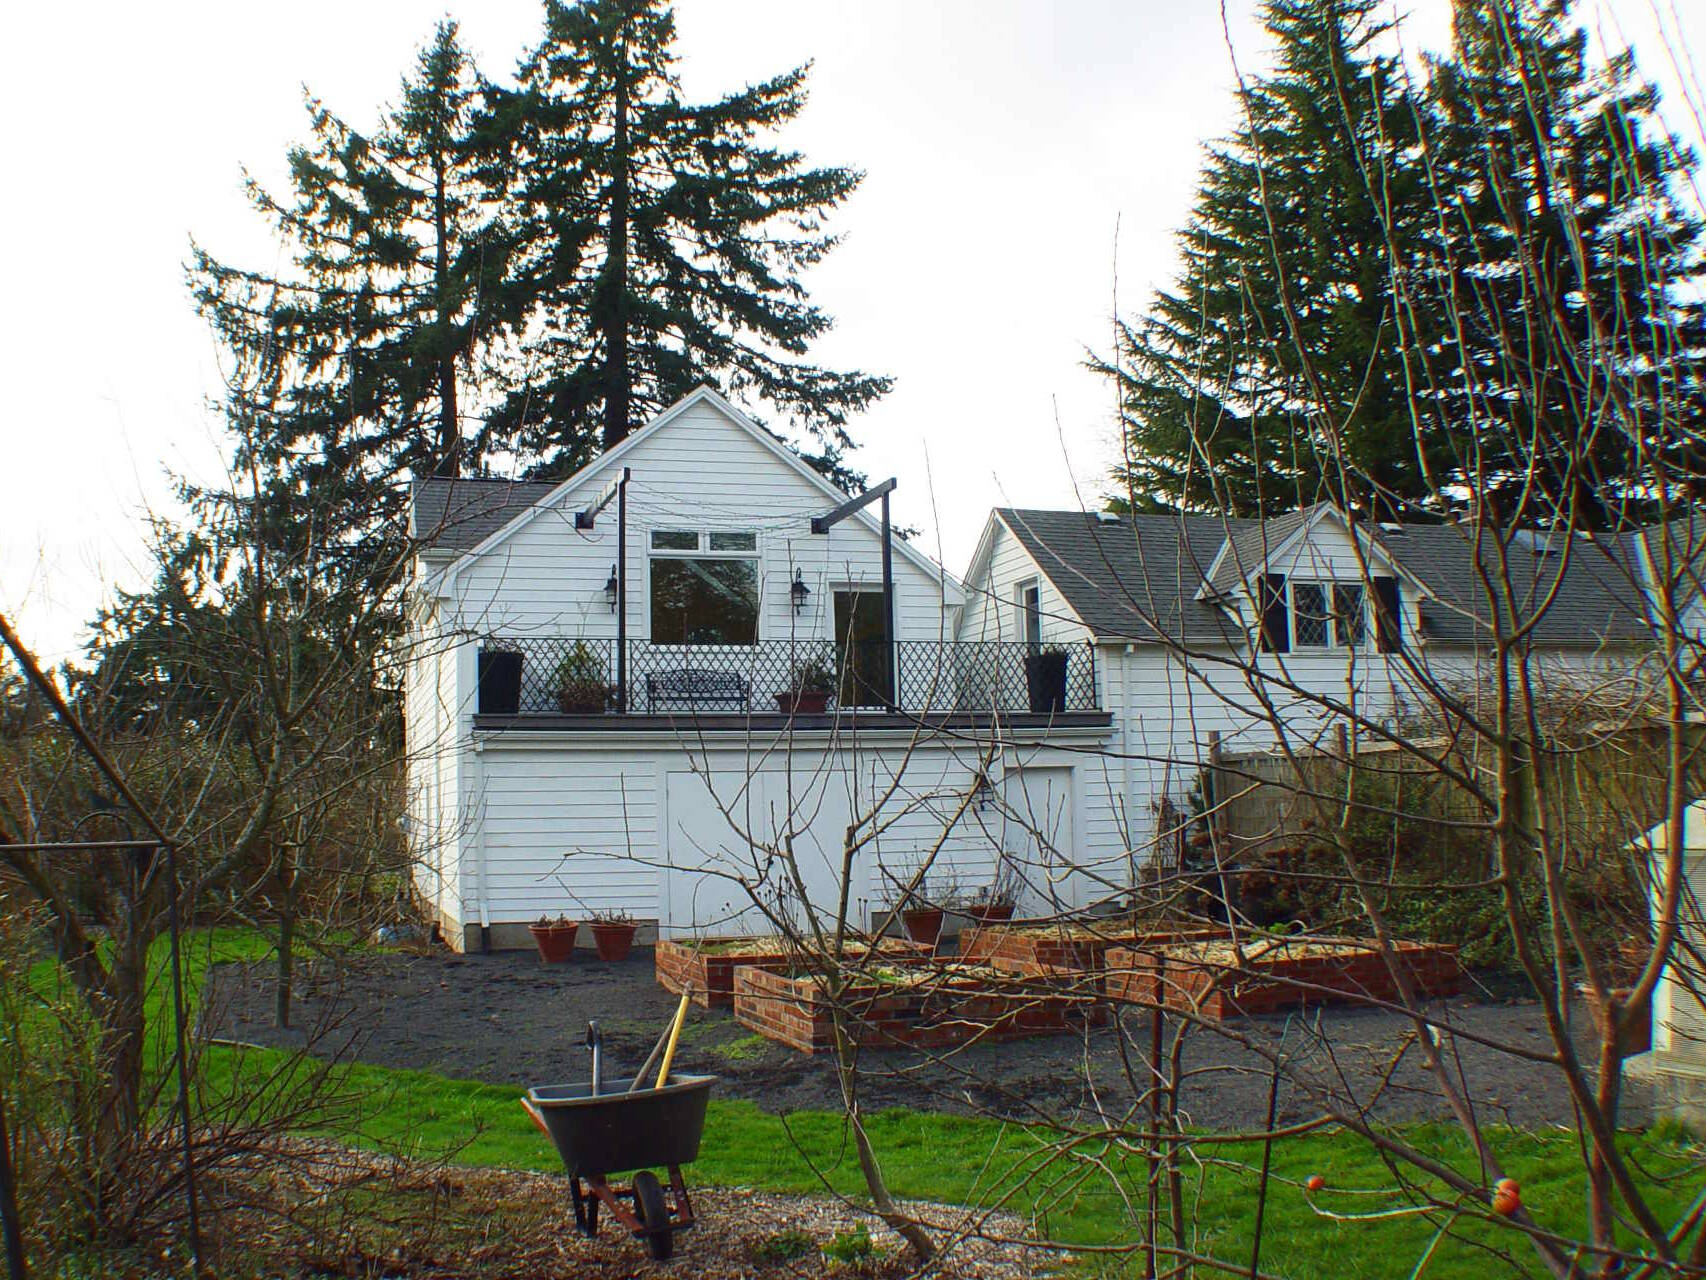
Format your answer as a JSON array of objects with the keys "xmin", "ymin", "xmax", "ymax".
[
  {"xmin": 1121, "ymin": 643, "xmax": 1135, "ymax": 879},
  {"xmin": 473, "ymin": 735, "xmax": 491, "ymax": 953}
]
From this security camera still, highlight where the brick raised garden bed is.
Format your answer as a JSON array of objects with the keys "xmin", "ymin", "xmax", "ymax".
[
  {"xmin": 1103, "ymin": 938, "xmax": 1461, "ymax": 1020},
  {"xmin": 655, "ymin": 935, "xmax": 932, "ymax": 1008},
  {"xmin": 959, "ymin": 920, "xmax": 1227, "ymax": 986},
  {"xmin": 733, "ymin": 962, "xmax": 1107, "ymax": 1054}
]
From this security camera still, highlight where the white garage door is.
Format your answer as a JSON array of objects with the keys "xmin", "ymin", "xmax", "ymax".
[
  {"xmin": 1001, "ymin": 765, "xmax": 1085, "ymax": 913},
  {"xmin": 661, "ymin": 769, "xmax": 856, "ymax": 937}
]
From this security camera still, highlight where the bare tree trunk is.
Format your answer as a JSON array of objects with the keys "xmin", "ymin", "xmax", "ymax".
[{"xmin": 828, "ymin": 1002, "xmax": 937, "ymax": 1263}]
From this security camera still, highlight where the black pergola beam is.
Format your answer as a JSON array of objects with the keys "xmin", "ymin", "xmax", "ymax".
[{"xmin": 809, "ymin": 477, "xmax": 896, "ymax": 534}]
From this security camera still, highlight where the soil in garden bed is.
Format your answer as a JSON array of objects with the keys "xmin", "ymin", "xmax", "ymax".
[{"xmin": 204, "ymin": 944, "xmax": 1648, "ymax": 1133}]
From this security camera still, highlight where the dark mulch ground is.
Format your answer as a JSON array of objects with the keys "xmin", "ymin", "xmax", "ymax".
[{"xmin": 204, "ymin": 945, "xmax": 1644, "ymax": 1132}]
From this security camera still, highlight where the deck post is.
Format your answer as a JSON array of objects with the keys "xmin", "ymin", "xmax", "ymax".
[
  {"xmin": 617, "ymin": 469, "xmax": 629, "ymax": 712},
  {"xmin": 881, "ymin": 490, "xmax": 895, "ymax": 709}
]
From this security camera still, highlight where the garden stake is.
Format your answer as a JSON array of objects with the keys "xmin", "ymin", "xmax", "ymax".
[
  {"xmin": 655, "ymin": 988, "xmax": 693, "ymax": 1089},
  {"xmin": 1249, "ymin": 1017, "xmax": 1291, "ymax": 1279}
]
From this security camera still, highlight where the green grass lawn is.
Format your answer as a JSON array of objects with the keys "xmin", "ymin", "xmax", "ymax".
[{"xmin": 47, "ymin": 930, "xmax": 1706, "ymax": 1276}]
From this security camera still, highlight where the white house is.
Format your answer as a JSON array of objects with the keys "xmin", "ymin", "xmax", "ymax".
[
  {"xmin": 955, "ymin": 505, "xmax": 1659, "ymax": 863},
  {"xmin": 1626, "ymin": 799, "xmax": 1706, "ymax": 1125},
  {"xmin": 403, "ymin": 389, "xmax": 1114, "ymax": 950},
  {"xmin": 404, "ymin": 386, "xmax": 1679, "ymax": 949}
]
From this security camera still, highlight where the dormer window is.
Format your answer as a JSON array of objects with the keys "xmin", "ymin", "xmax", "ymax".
[
  {"xmin": 1333, "ymin": 583, "xmax": 1367, "ymax": 647},
  {"xmin": 1289, "ymin": 582, "xmax": 1365, "ymax": 648},
  {"xmin": 1257, "ymin": 574, "xmax": 1399, "ymax": 654}
]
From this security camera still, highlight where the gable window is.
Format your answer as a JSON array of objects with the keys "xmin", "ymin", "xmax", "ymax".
[
  {"xmin": 1292, "ymin": 583, "xmax": 1331, "ymax": 648},
  {"xmin": 649, "ymin": 530, "xmax": 759, "ymax": 644},
  {"xmin": 1257, "ymin": 574, "xmax": 1389, "ymax": 653},
  {"xmin": 1332, "ymin": 583, "xmax": 1367, "ymax": 648}
]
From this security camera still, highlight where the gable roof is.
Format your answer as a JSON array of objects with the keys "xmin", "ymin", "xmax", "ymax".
[
  {"xmin": 410, "ymin": 477, "xmax": 561, "ymax": 552},
  {"xmin": 1628, "ymin": 514, "xmax": 1706, "ymax": 619},
  {"xmin": 994, "ymin": 507, "xmax": 1655, "ymax": 649},
  {"xmin": 996, "ymin": 509, "xmax": 1255, "ymax": 645},
  {"xmin": 411, "ymin": 386, "xmax": 960, "ymax": 600},
  {"xmin": 1203, "ymin": 505, "xmax": 1319, "ymax": 596}
]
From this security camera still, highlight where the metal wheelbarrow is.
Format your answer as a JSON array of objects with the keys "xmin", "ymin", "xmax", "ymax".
[{"xmin": 522, "ymin": 1073, "xmax": 717, "ymax": 1261}]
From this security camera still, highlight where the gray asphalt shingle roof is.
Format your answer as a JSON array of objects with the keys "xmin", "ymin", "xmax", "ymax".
[
  {"xmin": 411, "ymin": 477, "xmax": 561, "ymax": 552},
  {"xmin": 997, "ymin": 507, "xmax": 1656, "ymax": 649}
]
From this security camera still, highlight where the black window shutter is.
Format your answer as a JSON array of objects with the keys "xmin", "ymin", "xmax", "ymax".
[
  {"xmin": 1257, "ymin": 573, "xmax": 1289, "ymax": 653},
  {"xmin": 1372, "ymin": 575, "xmax": 1402, "ymax": 653}
]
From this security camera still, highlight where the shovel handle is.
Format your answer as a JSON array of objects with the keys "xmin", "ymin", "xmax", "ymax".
[{"xmin": 655, "ymin": 988, "xmax": 693, "ymax": 1090}]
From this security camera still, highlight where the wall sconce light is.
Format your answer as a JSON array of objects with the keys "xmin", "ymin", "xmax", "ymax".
[
  {"xmin": 972, "ymin": 769, "xmax": 995, "ymax": 813},
  {"xmin": 790, "ymin": 568, "xmax": 811, "ymax": 615},
  {"xmin": 604, "ymin": 565, "xmax": 619, "ymax": 613}
]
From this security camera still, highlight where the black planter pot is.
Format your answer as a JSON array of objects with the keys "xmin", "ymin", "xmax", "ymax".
[
  {"xmin": 1024, "ymin": 650, "xmax": 1068, "ymax": 714},
  {"xmin": 478, "ymin": 649, "xmax": 524, "ymax": 715}
]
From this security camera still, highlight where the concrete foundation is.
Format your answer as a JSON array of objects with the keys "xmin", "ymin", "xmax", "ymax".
[
  {"xmin": 453, "ymin": 918, "xmax": 662, "ymax": 954},
  {"xmin": 1626, "ymin": 1051, "xmax": 1706, "ymax": 1131}
]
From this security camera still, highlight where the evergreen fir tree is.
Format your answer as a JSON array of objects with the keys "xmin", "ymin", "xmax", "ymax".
[
  {"xmin": 486, "ymin": 0, "xmax": 887, "ymax": 485},
  {"xmin": 188, "ymin": 21, "xmax": 514, "ymax": 533},
  {"xmin": 1426, "ymin": 0, "xmax": 1706, "ymax": 526},
  {"xmin": 1102, "ymin": 0, "xmax": 1443, "ymax": 518}
]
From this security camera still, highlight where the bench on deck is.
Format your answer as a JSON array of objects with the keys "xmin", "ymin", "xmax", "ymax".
[{"xmin": 644, "ymin": 667, "xmax": 751, "ymax": 714}]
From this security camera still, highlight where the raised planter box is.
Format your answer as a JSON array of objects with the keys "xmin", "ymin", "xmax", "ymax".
[
  {"xmin": 655, "ymin": 935, "xmax": 931, "ymax": 1008},
  {"xmin": 1104, "ymin": 938, "xmax": 1461, "ymax": 1020},
  {"xmin": 733, "ymin": 961, "xmax": 1107, "ymax": 1054},
  {"xmin": 959, "ymin": 920, "xmax": 1227, "ymax": 986}
]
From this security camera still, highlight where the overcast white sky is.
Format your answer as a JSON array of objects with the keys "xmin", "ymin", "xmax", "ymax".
[{"xmin": 3, "ymin": 0, "xmax": 1702, "ymax": 664}]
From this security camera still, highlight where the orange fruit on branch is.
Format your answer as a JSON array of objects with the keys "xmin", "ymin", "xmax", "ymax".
[{"xmin": 1492, "ymin": 1178, "xmax": 1521, "ymax": 1216}]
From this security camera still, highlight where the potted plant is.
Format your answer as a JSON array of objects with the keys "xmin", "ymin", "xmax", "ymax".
[
  {"xmin": 965, "ymin": 860, "xmax": 1023, "ymax": 925},
  {"xmin": 528, "ymin": 913, "xmax": 579, "ymax": 963},
  {"xmin": 776, "ymin": 655, "xmax": 836, "ymax": 715},
  {"xmin": 553, "ymin": 641, "xmax": 612, "ymax": 714},
  {"xmin": 893, "ymin": 873, "xmax": 955, "ymax": 948},
  {"xmin": 588, "ymin": 908, "xmax": 639, "ymax": 961}
]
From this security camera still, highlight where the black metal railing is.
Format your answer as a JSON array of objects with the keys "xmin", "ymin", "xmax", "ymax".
[{"xmin": 475, "ymin": 637, "xmax": 1100, "ymax": 717}]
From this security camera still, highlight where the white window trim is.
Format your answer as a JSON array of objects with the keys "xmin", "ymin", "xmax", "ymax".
[
  {"xmin": 1288, "ymin": 579, "xmax": 1368, "ymax": 651},
  {"xmin": 1016, "ymin": 577, "xmax": 1042, "ymax": 648}
]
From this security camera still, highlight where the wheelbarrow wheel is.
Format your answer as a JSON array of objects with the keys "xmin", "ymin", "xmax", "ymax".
[{"xmin": 632, "ymin": 1170, "xmax": 673, "ymax": 1260}]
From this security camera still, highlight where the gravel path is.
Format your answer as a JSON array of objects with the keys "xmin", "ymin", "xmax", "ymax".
[{"xmin": 204, "ymin": 945, "xmax": 1645, "ymax": 1132}]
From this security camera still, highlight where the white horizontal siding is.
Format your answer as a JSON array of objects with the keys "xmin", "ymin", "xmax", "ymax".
[
  {"xmin": 956, "ymin": 516, "xmax": 1093, "ymax": 647},
  {"xmin": 457, "ymin": 733, "xmax": 1126, "ymax": 929},
  {"xmin": 443, "ymin": 401, "xmax": 954, "ymax": 646}
]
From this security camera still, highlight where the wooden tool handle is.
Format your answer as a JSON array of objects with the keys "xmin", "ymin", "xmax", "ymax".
[{"xmin": 655, "ymin": 988, "xmax": 693, "ymax": 1090}]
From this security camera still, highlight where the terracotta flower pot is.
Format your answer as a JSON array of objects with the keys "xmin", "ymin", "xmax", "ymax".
[
  {"xmin": 775, "ymin": 689, "xmax": 831, "ymax": 715},
  {"xmin": 590, "ymin": 920, "xmax": 638, "ymax": 962},
  {"xmin": 901, "ymin": 907, "xmax": 944, "ymax": 947},
  {"xmin": 967, "ymin": 902, "xmax": 1015, "ymax": 926},
  {"xmin": 528, "ymin": 921, "xmax": 579, "ymax": 963}
]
